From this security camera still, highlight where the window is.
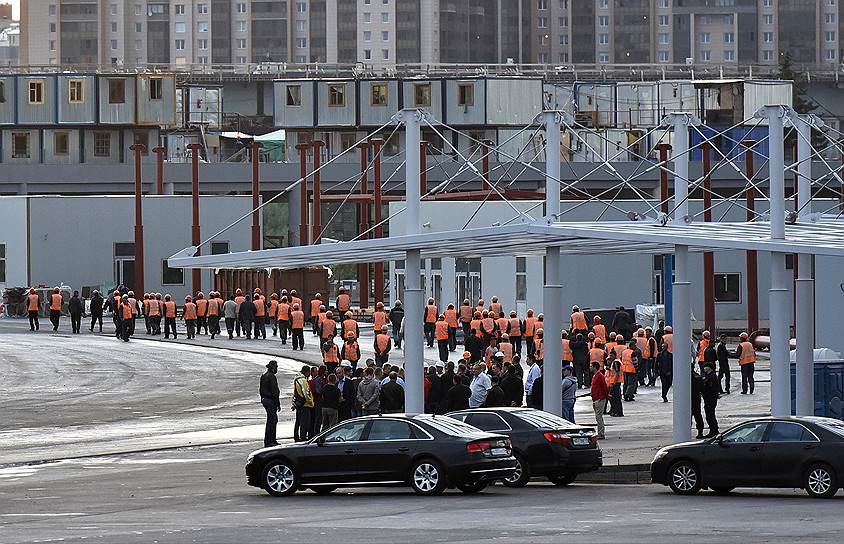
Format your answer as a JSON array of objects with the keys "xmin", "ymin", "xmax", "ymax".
[
  {"xmin": 110, "ymin": 39, "xmax": 118, "ymax": 50},
  {"xmin": 763, "ymin": 32, "xmax": 773, "ymax": 43},
  {"xmin": 296, "ymin": 37, "xmax": 306, "ymax": 48},
  {"xmin": 237, "ymin": 56, "xmax": 247, "ymax": 64},
  {"xmin": 382, "ymin": 30, "xmax": 389, "ymax": 41},
  {"xmin": 111, "ymin": 22, "xmax": 118, "ymax": 33},
  {"xmin": 724, "ymin": 14, "xmax": 734, "ymax": 25},
  {"xmin": 110, "ymin": 3, "xmax": 118, "ymax": 15},
  {"xmin": 0, "ymin": 244, "xmax": 5, "ymax": 282},
  {"xmin": 722, "ymin": 422, "xmax": 768, "ymax": 443},
  {"xmin": 296, "ymin": 2, "xmax": 307, "ymax": 12},
  {"xmin": 659, "ymin": 0, "xmax": 668, "ymax": 7},
  {"xmin": 363, "ymin": 30, "xmax": 372, "ymax": 41},
  {"xmin": 658, "ymin": 33, "xmax": 669, "ymax": 44},
  {"xmin": 659, "ymin": 15, "xmax": 668, "ymax": 26},
  {"xmin": 724, "ymin": 32, "xmax": 735, "ymax": 43},
  {"xmin": 538, "ymin": 0, "xmax": 548, "ymax": 8},
  {"xmin": 516, "ymin": 257, "xmax": 527, "ymax": 301},
  {"xmin": 538, "ymin": 17, "xmax": 547, "ymax": 28},
  {"xmin": 457, "ymin": 83, "xmax": 474, "ymax": 106},
  {"xmin": 286, "ymin": 85, "xmax": 301, "ymax": 105},
  {"xmin": 598, "ymin": 52, "xmax": 609, "ymax": 63},
  {"xmin": 658, "ymin": 50, "xmax": 669, "ymax": 62},
  {"xmin": 714, "ymin": 273, "xmax": 740, "ymax": 303},
  {"xmin": 135, "ymin": 40, "xmax": 143, "ymax": 50},
  {"xmin": 826, "ymin": 13, "xmax": 836, "ymax": 24},
  {"xmin": 367, "ymin": 420, "xmax": 414, "ymax": 440},
  {"xmin": 826, "ymin": 49, "xmax": 836, "ymax": 61},
  {"xmin": 175, "ymin": 22, "xmax": 186, "ymax": 33},
  {"xmin": 211, "ymin": 241, "xmax": 230, "ymax": 255},
  {"xmin": 12, "ymin": 133, "xmax": 30, "ymax": 159},
  {"xmin": 321, "ymin": 420, "xmax": 367, "ymax": 442},
  {"xmin": 371, "ymin": 83, "xmax": 388, "ymax": 106},
  {"xmin": 382, "ymin": 49, "xmax": 389, "ymax": 60},
  {"xmin": 724, "ymin": 50, "xmax": 735, "ymax": 62},
  {"xmin": 93, "ymin": 132, "xmax": 111, "ymax": 157},
  {"xmin": 598, "ymin": 15, "xmax": 608, "ymax": 26},
  {"xmin": 381, "ymin": 12, "xmax": 389, "ymax": 22},
  {"xmin": 108, "ymin": 79, "xmax": 125, "ymax": 104},
  {"xmin": 467, "ymin": 413, "xmax": 511, "ymax": 432},
  {"xmin": 68, "ymin": 79, "xmax": 84, "ymax": 103},
  {"xmin": 414, "ymin": 83, "xmax": 431, "ymax": 107},
  {"xmin": 296, "ymin": 20, "xmax": 306, "ymax": 31},
  {"xmin": 197, "ymin": 21, "xmax": 209, "ymax": 32},
  {"xmin": 135, "ymin": 22, "xmax": 143, "ymax": 33},
  {"xmin": 50, "ymin": 22, "xmax": 56, "ymax": 32},
  {"xmin": 198, "ymin": 56, "xmax": 209, "ymax": 64},
  {"xmin": 198, "ymin": 39, "xmax": 208, "ymax": 49},
  {"xmin": 363, "ymin": 12, "xmax": 371, "ymax": 23},
  {"xmin": 364, "ymin": 49, "xmax": 372, "ymax": 60},
  {"xmin": 149, "ymin": 78, "xmax": 163, "ymax": 100},
  {"xmin": 700, "ymin": 32, "xmax": 710, "ymax": 44},
  {"xmin": 236, "ymin": 3, "xmax": 247, "ymax": 13},
  {"xmin": 237, "ymin": 20, "xmax": 247, "ymax": 32},
  {"xmin": 763, "ymin": 50, "xmax": 774, "ymax": 61},
  {"xmin": 54, "ymin": 131, "xmax": 69, "ymax": 155},
  {"xmin": 197, "ymin": 3, "xmax": 208, "ymax": 14},
  {"xmin": 559, "ymin": 16, "xmax": 568, "ymax": 27},
  {"xmin": 764, "ymin": 14, "xmax": 774, "ymax": 24},
  {"xmin": 162, "ymin": 260, "xmax": 184, "ymax": 285},
  {"xmin": 175, "ymin": 4, "xmax": 185, "ymax": 14},
  {"xmin": 700, "ymin": 15, "xmax": 711, "ymax": 25},
  {"xmin": 767, "ymin": 422, "xmax": 817, "ymax": 443},
  {"xmin": 0, "ymin": 81, "xmax": 4, "ymax": 103},
  {"xmin": 700, "ymin": 50, "xmax": 711, "ymax": 61},
  {"xmin": 598, "ymin": 0, "xmax": 608, "ymax": 7},
  {"xmin": 49, "ymin": 4, "xmax": 56, "ymax": 16},
  {"xmin": 826, "ymin": 31, "xmax": 836, "ymax": 42},
  {"xmin": 28, "ymin": 80, "xmax": 44, "ymax": 104},
  {"xmin": 328, "ymin": 84, "xmax": 345, "ymax": 107}
]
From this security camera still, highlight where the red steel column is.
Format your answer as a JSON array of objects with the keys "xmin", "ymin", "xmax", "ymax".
[
  {"xmin": 420, "ymin": 141, "xmax": 428, "ymax": 196},
  {"xmin": 701, "ymin": 142, "xmax": 715, "ymax": 334},
  {"xmin": 742, "ymin": 140, "xmax": 759, "ymax": 334},
  {"xmin": 311, "ymin": 140, "xmax": 324, "ymax": 245},
  {"xmin": 296, "ymin": 143, "xmax": 310, "ymax": 245},
  {"xmin": 251, "ymin": 141, "xmax": 263, "ymax": 251},
  {"xmin": 358, "ymin": 142, "xmax": 370, "ymax": 309},
  {"xmin": 153, "ymin": 146, "xmax": 166, "ymax": 195},
  {"xmin": 481, "ymin": 139, "xmax": 493, "ymax": 192},
  {"xmin": 371, "ymin": 138, "xmax": 385, "ymax": 303},
  {"xmin": 657, "ymin": 143, "xmax": 671, "ymax": 303},
  {"xmin": 188, "ymin": 143, "xmax": 203, "ymax": 294},
  {"xmin": 131, "ymin": 144, "xmax": 146, "ymax": 295}
]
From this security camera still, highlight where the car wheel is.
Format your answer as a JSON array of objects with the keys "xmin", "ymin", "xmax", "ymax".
[
  {"xmin": 710, "ymin": 486, "xmax": 734, "ymax": 495},
  {"xmin": 456, "ymin": 481, "xmax": 488, "ymax": 494},
  {"xmin": 668, "ymin": 461, "xmax": 701, "ymax": 495},
  {"xmin": 501, "ymin": 453, "xmax": 531, "ymax": 488},
  {"xmin": 548, "ymin": 473, "xmax": 577, "ymax": 487},
  {"xmin": 410, "ymin": 458, "xmax": 447, "ymax": 496},
  {"xmin": 262, "ymin": 460, "xmax": 299, "ymax": 497},
  {"xmin": 804, "ymin": 464, "xmax": 838, "ymax": 499},
  {"xmin": 310, "ymin": 486, "xmax": 337, "ymax": 495}
]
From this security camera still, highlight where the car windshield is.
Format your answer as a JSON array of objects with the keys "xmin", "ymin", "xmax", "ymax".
[
  {"xmin": 722, "ymin": 421, "xmax": 768, "ymax": 443},
  {"xmin": 415, "ymin": 415, "xmax": 484, "ymax": 436},
  {"xmin": 514, "ymin": 410, "xmax": 581, "ymax": 429},
  {"xmin": 319, "ymin": 420, "xmax": 368, "ymax": 443}
]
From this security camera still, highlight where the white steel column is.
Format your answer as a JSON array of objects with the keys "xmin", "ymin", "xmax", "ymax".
[
  {"xmin": 542, "ymin": 111, "xmax": 563, "ymax": 416},
  {"xmin": 669, "ymin": 113, "xmax": 692, "ymax": 443},
  {"xmin": 795, "ymin": 114, "xmax": 815, "ymax": 415},
  {"xmin": 398, "ymin": 109, "xmax": 425, "ymax": 415},
  {"xmin": 762, "ymin": 106, "xmax": 790, "ymax": 417}
]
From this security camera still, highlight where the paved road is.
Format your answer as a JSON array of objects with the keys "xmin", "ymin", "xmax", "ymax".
[{"xmin": 0, "ymin": 443, "xmax": 840, "ymax": 544}]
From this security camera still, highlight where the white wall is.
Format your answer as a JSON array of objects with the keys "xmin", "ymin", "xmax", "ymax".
[{"xmin": 0, "ymin": 196, "xmax": 29, "ymax": 290}]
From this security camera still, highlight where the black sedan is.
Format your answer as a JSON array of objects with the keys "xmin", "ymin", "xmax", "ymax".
[
  {"xmin": 246, "ymin": 414, "xmax": 516, "ymax": 496},
  {"xmin": 446, "ymin": 408, "xmax": 602, "ymax": 487},
  {"xmin": 652, "ymin": 416, "xmax": 844, "ymax": 498}
]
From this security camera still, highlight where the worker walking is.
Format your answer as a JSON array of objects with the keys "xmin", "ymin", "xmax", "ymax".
[
  {"xmin": 276, "ymin": 295, "xmax": 291, "ymax": 344},
  {"xmin": 239, "ymin": 294, "xmax": 256, "ymax": 340},
  {"xmin": 389, "ymin": 300, "xmax": 404, "ymax": 349},
  {"xmin": 691, "ymin": 365, "xmax": 705, "ymax": 439},
  {"xmin": 195, "ymin": 292, "xmax": 208, "ymax": 335},
  {"xmin": 163, "ymin": 294, "xmax": 178, "ymax": 339},
  {"xmin": 310, "ymin": 293, "xmax": 324, "ymax": 335},
  {"xmin": 716, "ymin": 333, "xmax": 731, "ymax": 394},
  {"xmin": 524, "ymin": 309, "xmax": 537, "ymax": 358},
  {"xmin": 120, "ymin": 295, "xmax": 134, "ymax": 342},
  {"xmin": 234, "ymin": 289, "xmax": 246, "ymax": 337},
  {"xmin": 223, "ymin": 295, "xmax": 238, "ymax": 340},
  {"xmin": 68, "ymin": 291, "xmax": 83, "ymax": 334},
  {"xmin": 571, "ymin": 305, "xmax": 588, "ymax": 337},
  {"xmin": 183, "ymin": 296, "xmax": 197, "ymax": 339},
  {"xmin": 459, "ymin": 299, "xmax": 473, "ymax": 341},
  {"xmin": 341, "ymin": 311, "xmax": 358, "ymax": 341},
  {"xmin": 253, "ymin": 293, "xmax": 267, "ymax": 339},
  {"xmin": 260, "ymin": 360, "xmax": 281, "ymax": 447},
  {"xmin": 26, "ymin": 288, "xmax": 40, "ymax": 331},
  {"xmin": 290, "ymin": 303, "xmax": 306, "ymax": 350},
  {"xmin": 374, "ymin": 324, "xmax": 392, "ymax": 365},
  {"xmin": 444, "ymin": 303, "xmax": 458, "ymax": 351},
  {"xmin": 736, "ymin": 332, "xmax": 756, "ymax": 395},
  {"xmin": 508, "ymin": 311, "xmax": 523, "ymax": 356},
  {"xmin": 701, "ymin": 363, "xmax": 720, "ymax": 437},
  {"xmin": 424, "ymin": 297, "xmax": 438, "ymax": 347},
  {"xmin": 435, "ymin": 314, "xmax": 450, "ymax": 362},
  {"xmin": 621, "ymin": 340, "xmax": 640, "ymax": 401},
  {"xmin": 342, "ymin": 332, "xmax": 361, "ymax": 370},
  {"xmin": 89, "ymin": 290, "xmax": 104, "ymax": 333},
  {"xmin": 607, "ymin": 360, "xmax": 624, "ymax": 417},
  {"xmin": 658, "ymin": 326, "xmax": 674, "ymax": 402},
  {"xmin": 49, "ymin": 287, "xmax": 63, "ymax": 331},
  {"xmin": 592, "ymin": 315, "xmax": 607, "ymax": 342},
  {"xmin": 207, "ymin": 292, "xmax": 221, "ymax": 340},
  {"xmin": 336, "ymin": 287, "xmax": 351, "ymax": 315}
]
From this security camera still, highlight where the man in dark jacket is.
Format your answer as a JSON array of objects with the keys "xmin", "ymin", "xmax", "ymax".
[
  {"xmin": 701, "ymin": 363, "xmax": 720, "ymax": 437},
  {"xmin": 68, "ymin": 291, "xmax": 84, "ymax": 334},
  {"xmin": 716, "ymin": 334, "xmax": 731, "ymax": 394},
  {"xmin": 570, "ymin": 333, "xmax": 590, "ymax": 388},
  {"xmin": 484, "ymin": 375, "xmax": 507, "ymax": 407},
  {"xmin": 445, "ymin": 374, "xmax": 471, "ymax": 411},
  {"xmin": 612, "ymin": 307, "xmax": 632, "ymax": 341},
  {"xmin": 320, "ymin": 374, "xmax": 342, "ymax": 431},
  {"xmin": 529, "ymin": 373, "xmax": 544, "ymax": 409},
  {"xmin": 389, "ymin": 301, "xmax": 405, "ymax": 348},
  {"xmin": 464, "ymin": 333, "xmax": 484, "ymax": 364},
  {"xmin": 691, "ymin": 365, "xmax": 705, "ymax": 439},
  {"xmin": 259, "ymin": 361, "xmax": 280, "ymax": 447},
  {"xmin": 89, "ymin": 290, "xmax": 104, "ymax": 332},
  {"xmin": 500, "ymin": 365, "xmax": 524, "ymax": 407},
  {"xmin": 238, "ymin": 296, "xmax": 257, "ymax": 339},
  {"xmin": 701, "ymin": 340, "xmax": 717, "ymax": 377},
  {"xmin": 425, "ymin": 365, "xmax": 443, "ymax": 413},
  {"xmin": 380, "ymin": 372, "xmax": 405, "ymax": 413}
]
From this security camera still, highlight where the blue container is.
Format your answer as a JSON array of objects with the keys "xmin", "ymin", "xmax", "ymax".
[{"xmin": 790, "ymin": 361, "xmax": 844, "ymax": 420}]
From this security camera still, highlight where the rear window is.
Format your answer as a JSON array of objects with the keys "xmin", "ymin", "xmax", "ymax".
[
  {"xmin": 817, "ymin": 422, "xmax": 844, "ymax": 439},
  {"xmin": 514, "ymin": 410, "xmax": 580, "ymax": 429},
  {"xmin": 416, "ymin": 416, "xmax": 485, "ymax": 436}
]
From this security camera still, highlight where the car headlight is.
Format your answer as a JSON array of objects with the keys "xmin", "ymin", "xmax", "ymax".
[
  {"xmin": 653, "ymin": 448, "xmax": 669, "ymax": 463},
  {"xmin": 246, "ymin": 453, "xmax": 256, "ymax": 465}
]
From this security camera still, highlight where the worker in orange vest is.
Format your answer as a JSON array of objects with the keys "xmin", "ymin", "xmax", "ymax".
[
  {"xmin": 142, "ymin": 293, "xmax": 151, "ymax": 335},
  {"xmin": 459, "ymin": 299, "xmax": 473, "ymax": 340},
  {"xmin": 322, "ymin": 339, "xmax": 340, "ymax": 374},
  {"xmin": 48, "ymin": 287, "xmax": 63, "ymax": 331},
  {"xmin": 290, "ymin": 302, "xmax": 305, "ymax": 350},
  {"xmin": 253, "ymin": 292, "xmax": 267, "ymax": 339},
  {"xmin": 342, "ymin": 331, "xmax": 361, "ymax": 371},
  {"xmin": 589, "ymin": 338, "xmax": 606, "ymax": 371},
  {"xmin": 592, "ymin": 315, "xmax": 607, "ymax": 342},
  {"xmin": 119, "ymin": 295, "xmax": 134, "ymax": 342},
  {"xmin": 443, "ymin": 303, "xmax": 458, "ymax": 352},
  {"xmin": 267, "ymin": 293, "xmax": 279, "ymax": 337},
  {"xmin": 495, "ymin": 312, "xmax": 509, "ymax": 342},
  {"xmin": 148, "ymin": 293, "xmax": 162, "ymax": 336},
  {"xmin": 289, "ymin": 289, "xmax": 302, "ymax": 312},
  {"xmin": 657, "ymin": 326, "xmax": 674, "ymax": 402},
  {"xmin": 621, "ymin": 340, "xmax": 641, "ymax": 401},
  {"xmin": 607, "ymin": 360, "xmax": 624, "ymax": 417},
  {"xmin": 342, "ymin": 311, "xmax": 358, "ymax": 340},
  {"xmin": 424, "ymin": 297, "xmax": 438, "ymax": 347},
  {"xmin": 183, "ymin": 295, "xmax": 198, "ymax": 339},
  {"xmin": 336, "ymin": 287, "xmax": 351, "ymax": 314},
  {"xmin": 435, "ymin": 314, "xmax": 450, "ymax": 362},
  {"xmin": 736, "ymin": 331, "xmax": 756, "ymax": 395},
  {"xmin": 506, "ymin": 311, "xmax": 523, "ymax": 357},
  {"xmin": 604, "ymin": 332, "xmax": 618, "ymax": 366},
  {"xmin": 374, "ymin": 324, "xmax": 392, "ymax": 365},
  {"xmin": 489, "ymin": 296, "xmax": 503, "ymax": 317},
  {"xmin": 571, "ymin": 305, "xmax": 588, "ymax": 337},
  {"xmin": 207, "ymin": 291, "xmax": 221, "ymax": 340},
  {"xmin": 498, "ymin": 333, "xmax": 514, "ymax": 364},
  {"xmin": 233, "ymin": 288, "xmax": 246, "ymax": 337},
  {"xmin": 276, "ymin": 295, "xmax": 291, "ymax": 345},
  {"xmin": 475, "ymin": 298, "xmax": 486, "ymax": 316},
  {"xmin": 470, "ymin": 311, "xmax": 483, "ymax": 340},
  {"xmin": 524, "ymin": 309, "xmax": 538, "ymax": 358},
  {"xmin": 26, "ymin": 288, "xmax": 40, "ymax": 331},
  {"xmin": 320, "ymin": 309, "xmax": 337, "ymax": 340},
  {"xmin": 697, "ymin": 330, "xmax": 711, "ymax": 366},
  {"xmin": 644, "ymin": 327, "xmax": 658, "ymax": 387},
  {"xmin": 194, "ymin": 292, "xmax": 208, "ymax": 335},
  {"xmin": 481, "ymin": 310, "xmax": 496, "ymax": 346},
  {"xmin": 163, "ymin": 294, "xmax": 178, "ymax": 339},
  {"xmin": 310, "ymin": 293, "xmax": 324, "ymax": 335},
  {"xmin": 533, "ymin": 328, "xmax": 545, "ymax": 364}
]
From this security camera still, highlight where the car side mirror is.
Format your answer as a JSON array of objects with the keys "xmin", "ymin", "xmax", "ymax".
[
  {"xmin": 316, "ymin": 436, "xmax": 326, "ymax": 447},
  {"xmin": 714, "ymin": 435, "xmax": 725, "ymax": 446}
]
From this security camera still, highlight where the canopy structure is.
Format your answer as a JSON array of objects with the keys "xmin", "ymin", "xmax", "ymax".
[{"xmin": 170, "ymin": 105, "xmax": 842, "ymax": 443}]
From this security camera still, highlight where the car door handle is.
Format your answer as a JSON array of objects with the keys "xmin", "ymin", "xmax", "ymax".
[
  {"xmin": 344, "ymin": 449, "xmax": 356, "ymax": 454},
  {"xmin": 749, "ymin": 446, "xmax": 760, "ymax": 452},
  {"xmin": 397, "ymin": 447, "xmax": 410, "ymax": 452},
  {"xmin": 803, "ymin": 444, "xmax": 815, "ymax": 450}
]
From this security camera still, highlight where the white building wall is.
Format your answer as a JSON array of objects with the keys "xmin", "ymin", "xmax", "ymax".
[{"xmin": 0, "ymin": 196, "xmax": 29, "ymax": 291}]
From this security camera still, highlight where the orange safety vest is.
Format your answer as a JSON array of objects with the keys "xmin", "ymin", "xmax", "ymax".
[
  {"xmin": 324, "ymin": 344, "xmax": 339, "ymax": 363},
  {"xmin": 337, "ymin": 293, "xmax": 351, "ymax": 312},
  {"xmin": 606, "ymin": 367, "xmax": 619, "ymax": 387},
  {"xmin": 508, "ymin": 317, "xmax": 522, "ymax": 337},
  {"xmin": 234, "ymin": 295, "xmax": 246, "ymax": 310},
  {"xmin": 621, "ymin": 349, "xmax": 637, "ymax": 374},
  {"xmin": 562, "ymin": 338, "xmax": 573, "ymax": 362},
  {"xmin": 534, "ymin": 337, "xmax": 544, "ymax": 361},
  {"xmin": 571, "ymin": 311, "xmax": 587, "ymax": 330},
  {"xmin": 375, "ymin": 333, "xmax": 391, "ymax": 353},
  {"xmin": 663, "ymin": 333, "xmax": 673, "ymax": 354},
  {"xmin": 490, "ymin": 302, "xmax": 503, "ymax": 316},
  {"xmin": 444, "ymin": 308, "xmax": 458, "ymax": 328},
  {"xmin": 496, "ymin": 317, "xmax": 509, "ymax": 335},
  {"xmin": 481, "ymin": 317, "xmax": 495, "ymax": 335},
  {"xmin": 164, "ymin": 301, "xmax": 176, "ymax": 318},
  {"xmin": 143, "ymin": 299, "xmax": 150, "ymax": 315},
  {"xmin": 291, "ymin": 296, "xmax": 302, "ymax": 310},
  {"xmin": 254, "ymin": 299, "xmax": 265, "ymax": 317},
  {"xmin": 277, "ymin": 302, "xmax": 290, "ymax": 321},
  {"xmin": 589, "ymin": 347, "xmax": 605, "ymax": 364},
  {"xmin": 613, "ymin": 343, "xmax": 626, "ymax": 362},
  {"xmin": 50, "ymin": 293, "xmax": 62, "ymax": 311},
  {"xmin": 525, "ymin": 316, "xmax": 537, "ymax": 336},
  {"xmin": 148, "ymin": 299, "xmax": 161, "ymax": 317},
  {"xmin": 310, "ymin": 299, "xmax": 322, "ymax": 317},
  {"xmin": 605, "ymin": 341, "xmax": 617, "ymax": 359},
  {"xmin": 459, "ymin": 305, "xmax": 473, "ymax": 323},
  {"xmin": 499, "ymin": 342, "xmax": 513, "ymax": 363},
  {"xmin": 344, "ymin": 341, "xmax": 360, "ymax": 362},
  {"xmin": 183, "ymin": 302, "xmax": 197, "ymax": 320},
  {"xmin": 470, "ymin": 319, "xmax": 482, "ymax": 337},
  {"xmin": 636, "ymin": 336, "xmax": 651, "ymax": 359},
  {"xmin": 268, "ymin": 299, "xmax": 279, "ymax": 318},
  {"xmin": 435, "ymin": 320, "xmax": 449, "ymax": 341},
  {"xmin": 374, "ymin": 310, "xmax": 388, "ymax": 329},
  {"xmin": 321, "ymin": 318, "xmax": 336, "ymax": 338},
  {"xmin": 739, "ymin": 341, "xmax": 756, "ymax": 365},
  {"xmin": 424, "ymin": 304, "xmax": 438, "ymax": 324},
  {"xmin": 27, "ymin": 294, "xmax": 39, "ymax": 312},
  {"xmin": 128, "ymin": 297, "xmax": 138, "ymax": 315},
  {"xmin": 291, "ymin": 310, "xmax": 305, "ymax": 329},
  {"xmin": 318, "ymin": 311, "xmax": 327, "ymax": 324},
  {"xmin": 593, "ymin": 324, "xmax": 607, "ymax": 341},
  {"xmin": 475, "ymin": 305, "xmax": 485, "ymax": 316},
  {"xmin": 122, "ymin": 303, "xmax": 133, "ymax": 320},
  {"xmin": 343, "ymin": 318, "xmax": 358, "ymax": 338},
  {"xmin": 207, "ymin": 298, "xmax": 219, "ymax": 316},
  {"xmin": 697, "ymin": 338, "xmax": 709, "ymax": 362},
  {"xmin": 195, "ymin": 299, "xmax": 208, "ymax": 317}
]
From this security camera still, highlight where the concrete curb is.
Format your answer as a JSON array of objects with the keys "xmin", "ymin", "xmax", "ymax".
[{"xmin": 576, "ymin": 463, "xmax": 652, "ymax": 484}]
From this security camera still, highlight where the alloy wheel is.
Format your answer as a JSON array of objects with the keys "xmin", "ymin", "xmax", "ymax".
[
  {"xmin": 672, "ymin": 465, "xmax": 697, "ymax": 492},
  {"xmin": 266, "ymin": 464, "xmax": 295, "ymax": 494},
  {"xmin": 808, "ymin": 468, "xmax": 832, "ymax": 496},
  {"xmin": 413, "ymin": 463, "xmax": 439, "ymax": 492}
]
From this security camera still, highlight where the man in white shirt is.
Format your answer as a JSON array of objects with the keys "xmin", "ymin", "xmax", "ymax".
[
  {"xmin": 469, "ymin": 363, "xmax": 492, "ymax": 408},
  {"xmin": 524, "ymin": 359, "xmax": 542, "ymax": 406}
]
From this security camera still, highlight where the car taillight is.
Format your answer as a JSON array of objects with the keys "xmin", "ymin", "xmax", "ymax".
[
  {"xmin": 544, "ymin": 432, "xmax": 573, "ymax": 445},
  {"xmin": 590, "ymin": 434, "xmax": 599, "ymax": 444},
  {"xmin": 467, "ymin": 441, "xmax": 492, "ymax": 454}
]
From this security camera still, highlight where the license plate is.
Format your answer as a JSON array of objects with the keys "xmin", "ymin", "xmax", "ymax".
[
  {"xmin": 572, "ymin": 437, "xmax": 590, "ymax": 446},
  {"xmin": 491, "ymin": 447, "xmax": 509, "ymax": 456}
]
